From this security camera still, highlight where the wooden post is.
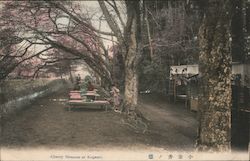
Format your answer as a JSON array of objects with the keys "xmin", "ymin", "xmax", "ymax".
[{"xmin": 173, "ymin": 77, "xmax": 176, "ymax": 103}]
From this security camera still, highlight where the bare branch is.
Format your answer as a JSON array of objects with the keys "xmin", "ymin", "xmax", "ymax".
[
  {"xmin": 105, "ymin": 0, "xmax": 126, "ymax": 28},
  {"xmin": 98, "ymin": 0, "xmax": 124, "ymax": 44},
  {"xmin": 46, "ymin": 1, "xmax": 116, "ymax": 37}
]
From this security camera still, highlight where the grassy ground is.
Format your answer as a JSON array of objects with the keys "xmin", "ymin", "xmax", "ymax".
[{"xmin": 1, "ymin": 86, "xmax": 197, "ymax": 151}]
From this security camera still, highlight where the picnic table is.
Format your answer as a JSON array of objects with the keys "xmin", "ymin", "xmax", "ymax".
[
  {"xmin": 69, "ymin": 92, "xmax": 82, "ymax": 100},
  {"xmin": 67, "ymin": 90, "xmax": 110, "ymax": 111}
]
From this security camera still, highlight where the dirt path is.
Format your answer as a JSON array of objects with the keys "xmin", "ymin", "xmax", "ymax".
[
  {"xmin": 138, "ymin": 94, "xmax": 198, "ymax": 151},
  {"xmin": 1, "ymin": 89, "xmax": 197, "ymax": 151}
]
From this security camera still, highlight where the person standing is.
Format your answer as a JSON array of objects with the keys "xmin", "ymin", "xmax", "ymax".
[
  {"xmin": 76, "ymin": 74, "xmax": 81, "ymax": 84},
  {"xmin": 110, "ymin": 84, "xmax": 121, "ymax": 112},
  {"xmin": 74, "ymin": 74, "xmax": 81, "ymax": 90}
]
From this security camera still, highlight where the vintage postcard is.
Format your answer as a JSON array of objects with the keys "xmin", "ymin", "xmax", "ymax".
[{"xmin": 0, "ymin": 0, "xmax": 249, "ymax": 161}]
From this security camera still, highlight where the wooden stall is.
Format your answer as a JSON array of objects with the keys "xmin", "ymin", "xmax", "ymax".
[
  {"xmin": 168, "ymin": 63, "xmax": 250, "ymax": 112},
  {"xmin": 168, "ymin": 64, "xmax": 199, "ymax": 109}
]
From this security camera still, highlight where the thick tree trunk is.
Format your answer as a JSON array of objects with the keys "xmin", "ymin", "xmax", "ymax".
[
  {"xmin": 196, "ymin": 0, "xmax": 232, "ymax": 152},
  {"xmin": 123, "ymin": 1, "xmax": 141, "ymax": 113},
  {"xmin": 124, "ymin": 65, "xmax": 138, "ymax": 111},
  {"xmin": 99, "ymin": 0, "xmax": 141, "ymax": 113}
]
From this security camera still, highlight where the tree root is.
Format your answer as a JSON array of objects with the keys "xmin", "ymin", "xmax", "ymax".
[{"xmin": 120, "ymin": 109, "xmax": 149, "ymax": 133}]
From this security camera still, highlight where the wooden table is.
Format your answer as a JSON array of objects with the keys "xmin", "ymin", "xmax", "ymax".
[
  {"xmin": 69, "ymin": 91, "xmax": 82, "ymax": 100},
  {"xmin": 68, "ymin": 90, "xmax": 109, "ymax": 111},
  {"xmin": 82, "ymin": 91, "xmax": 100, "ymax": 100}
]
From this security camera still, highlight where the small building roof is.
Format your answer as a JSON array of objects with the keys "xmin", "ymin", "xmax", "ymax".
[{"xmin": 170, "ymin": 64, "xmax": 198, "ymax": 75}]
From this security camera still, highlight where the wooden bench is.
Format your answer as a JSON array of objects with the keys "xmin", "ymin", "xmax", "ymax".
[
  {"xmin": 68, "ymin": 90, "xmax": 110, "ymax": 111},
  {"xmin": 67, "ymin": 100, "xmax": 110, "ymax": 111}
]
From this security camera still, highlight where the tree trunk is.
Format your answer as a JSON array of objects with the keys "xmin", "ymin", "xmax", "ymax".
[
  {"xmin": 98, "ymin": 0, "xmax": 141, "ymax": 113},
  {"xmin": 123, "ymin": 1, "xmax": 141, "ymax": 113},
  {"xmin": 196, "ymin": 0, "xmax": 232, "ymax": 152},
  {"xmin": 124, "ymin": 65, "xmax": 138, "ymax": 111}
]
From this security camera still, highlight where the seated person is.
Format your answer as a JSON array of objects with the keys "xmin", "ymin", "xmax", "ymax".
[
  {"xmin": 87, "ymin": 81, "xmax": 95, "ymax": 91},
  {"xmin": 87, "ymin": 81, "xmax": 95, "ymax": 101}
]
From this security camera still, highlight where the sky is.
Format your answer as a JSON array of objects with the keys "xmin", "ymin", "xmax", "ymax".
[
  {"xmin": 80, "ymin": 1, "xmax": 127, "ymax": 49},
  {"xmin": 80, "ymin": 1, "xmax": 115, "ymax": 49}
]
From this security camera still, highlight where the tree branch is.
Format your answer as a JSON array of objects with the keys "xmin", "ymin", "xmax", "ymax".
[
  {"xmin": 98, "ymin": 0, "xmax": 124, "ymax": 44},
  {"xmin": 105, "ymin": 0, "xmax": 126, "ymax": 28},
  {"xmin": 45, "ymin": 1, "xmax": 116, "ymax": 37}
]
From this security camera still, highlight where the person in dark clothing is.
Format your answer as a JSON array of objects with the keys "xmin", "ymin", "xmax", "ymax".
[
  {"xmin": 76, "ymin": 74, "xmax": 81, "ymax": 84},
  {"xmin": 87, "ymin": 81, "xmax": 95, "ymax": 91},
  {"xmin": 74, "ymin": 74, "xmax": 81, "ymax": 90},
  {"xmin": 86, "ymin": 81, "xmax": 95, "ymax": 101}
]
